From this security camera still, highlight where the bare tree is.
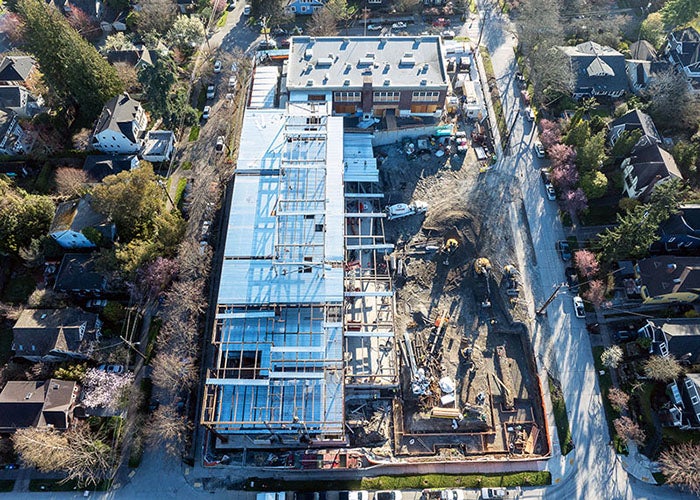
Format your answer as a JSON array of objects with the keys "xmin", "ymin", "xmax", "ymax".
[
  {"xmin": 151, "ymin": 352, "xmax": 196, "ymax": 394},
  {"xmin": 113, "ymin": 62, "xmax": 141, "ymax": 94},
  {"xmin": 13, "ymin": 425, "xmax": 113, "ymax": 486},
  {"xmin": 55, "ymin": 167, "xmax": 89, "ymax": 197},
  {"xmin": 608, "ymin": 387, "xmax": 630, "ymax": 412},
  {"xmin": 71, "ymin": 128, "xmax": 92, "ymax": 151},
  {"xmin": 643, "ymin": 69, "xmax": 700, "ymax": 130},
  {"xmin": 659, "ymin": 443, "xmax": 700, "ymax": 495},
  {"xmin": 308, "ymin": 7, "xmax": 338, "ymax": 36},
  {"xmin": 613, "ymin": 416, "xmax": 646, "ymax": 445},
  {"xmin": 643, "ymin": 355, "xmax": 683, "ymax": 382},
  {"xmin": 145, "ymin": 404, "xmax": 191, "ymax": 457},
  {"xmin": 135, "ymin": 0, "xmax": 177, "ymax": 36},
  {"xmin": 583, "ymin": 279, "xmax": 605, "ymax": 307},
  {"xmin": 601, "ymin": 345, "xmax": 624, "ymax": 369}
]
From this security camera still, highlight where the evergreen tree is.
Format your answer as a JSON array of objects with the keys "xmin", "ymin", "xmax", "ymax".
[{"xmin": 16, "ymin": 0, "xmax": 123, "ymax": 124}]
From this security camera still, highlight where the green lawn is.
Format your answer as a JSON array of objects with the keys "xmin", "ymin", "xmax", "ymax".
[
  {"xmin": 246, "ymin": 472, "xmax": 551, "ymax": 492},
  {"xmin": 479, "ymin": 47, "xmax": 507, "ymax": 145},
  {"xmin": 188, "ymin": 125, "xmax": 200, "ymax": 142},
  {"xmin": 548, "ymin": 376, "xmax": 573, "ymax": 455},
  {"xmin": 592, "ymin": 346, "xmax": 628, "ymax": 454},
  {"xmin": 173, "ymin": 177, "xmax": 188, "ymax": 210}
]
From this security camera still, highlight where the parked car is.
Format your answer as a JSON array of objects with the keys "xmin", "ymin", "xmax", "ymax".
[
  {"xmin": 98, "ymin": 364, "xmax": 125, "ymax": 374},
  {"xmin": 243, "ymin": 4, "xmax": 251, "ymax": 15},
  {"xmin": 546, "ymin": 183, "xmax": 556, "ymax": 201},
  {"xmin": 515, "ymin": 71, "xmax": 524, "ymax": 83},
  {"xmin": 85, "ymin": 299, "xmax": 107, "ymax": 310},
  {"xmin": 565, "ymin": 267, "xmax": 579, "ymax": 293},
  {"xmin": 215, "ymin": 136, "xmax": 225, "ymax": 152},
  {"xmin": 481, "ymin": 488, "xmax": 509, "ymax": 499},
  {"xmin": 367, "ymin": 24, "xmax": 382, "ymax": 31},
  {"xmin": 376, "ymin": 492, "xmax": 402, "ymax": 500},
  {"xmin": 441, "ymin": 30, "xmax": 456, "ymax": 39},
  {"xmin": 573, "ymin": 296, "xmax": 586, "ymax": 318},
  {"xmin": 534, "ymin": 141, "xmax": 545, "ymax": 158},
  {"xmin": 272, "ymin": 27, "xmax": 287, "ymax": 36},
  {"xmin": 391, "ymin": 22, "xmax": 407, "ymax": 29},
  {"xmin": 257, "ymin": 39, "xmax": 277, "ymax": 51},
  {"xmin": 227, "ymin": 0, "xmax": 236, "ymax": 10},
  {"xmin": 524, "ymin": 106, "xmax": 535, "ymax": 121},
  {"xmin": 213, "ymin": 60, "xmax": 222, "ymax": 73},
  {"xmin": 614, "ymin": 330, "xmax": 638, "ymax": 342},
  {"xmin": 540, "ymin": 168, "xmax": 551, "ymax": 184},
  {"xmin": 556, "ymin": 240, "xmax": 572, "ymax": 261},
  {"xmin": 202, "ymin": 105, "xmax": 211, "ymax": 120},
  {"xmin": 433, "ymin": 17, "xmax": 450, "ymax": 27},
  {"xmin": 339, "ymin": 492, "xmax": 369, "ymax": 500},
  {"xmin": 441, "ymin": 490, "xmax": 464, "ymax": 500},
  {"xmin": 206, "ymin": 84, "xmax": 215, "ymax": 99},
  {"xmin": 228, "ymin": 75, "xmax": 237, "ymax": 89}
]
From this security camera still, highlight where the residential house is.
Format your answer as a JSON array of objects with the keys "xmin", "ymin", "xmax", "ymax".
[
  {"xmin": 639, "ymin": 318, "xmax": 700, "ymax": 363},
  {"xmin": 285, "ymin": 36, "xmax": 449, "ymax": 119},
  {"xmin": 285, "ymin": 0, "xmax": 325, "ymax": 15},
  {"xmin": 0, "ymin": 379, "xmax": 79, "ymax": 432},
  {"xmin": 682, "ymin": 374, "xmax": 700, "ymax": 426},
  {"xmin": 656, "ymin": 204, "xmax": 700, "ymax": 253},
  {"xmin": 0, "ymin": 109, "xmax": 32, "ymax": 156},
  {"xmin": 105, "ymin": 48, "xmax": 156, "ymax": 71},
  {"xmin": 620, "ymin": 136, "xmax": 682, "ymax": 201},
  {"xmin": 666, "ymin": 27, "xmax": 700, "ymax": 91},
  {"xmin": 47, "ymin": 0, "xmax": 103, "ymax": 20},
  {"xmin": 91, "ymin": 93, "xmax": 147, "ymax": 154},
  {"xmin": 0, "ymin": 85, "xmax": 44, "ymax": 118},
  {"xmin": 12, "ymin": 308, "xmax": 100, "ymax": 362},
  {"xmin": 625, "ymin": 40, "xmax": 670, "ymax": 93},
  {"xmin": 54, "ymin": 253, "xmax": 109, "ymax": 296},
  {"xmin": 607, "ymin": 108, "xmax": 660, "ymax": 146},
  {"xmin": 559, "ymin": 41, "xmax": 628, "ymax": 99},
  {"xmin": 633, "ymin": 256, "xmax": 700, "ymax": 304},
  {"xmin": 0, "ymin": 56, "xmax": 35, "ymax": 86},
  {"xmin": 82, "ymin": 154, "xmax": 138, "ymax": 183},
  {"xmin": 49, "ymin": 195, "xmax": 115, "ymax": 249},
  {"xmin": 140, "ymin": 130, "xmax": 175, "ymax": 162}
]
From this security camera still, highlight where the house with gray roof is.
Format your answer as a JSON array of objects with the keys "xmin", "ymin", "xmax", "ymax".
[
  {"xmin": 0, "ymin": 56, "xmax": 35, "ymax": 86},
  {"xmin": 82, "ymin": 154, "xmax": 138, "ymax": 182},
  {"xmin": 0, "ymin": 379, "xmax": 79, "ymax": 432},
  {"xmin": 608, "ymin": 109, "xmax": 660, "ymax": 146},
  {"xmin": 682, "ymin": 374, "xmax": 700, "ymax": 426},
  {"xmin": 54, "ymin": 253, "xmax": 109, "ymax": 296},
  {"xmin": 285, "ymin": 36, "xmax": 449, "ymax": 119},
  {"xmin": 621, "ymin": 136, "xmax": 682, "ymax": 201},
  {"xmin": 12, "ymin": 308, "xmax": 100, "ymax": 363},
  {"xmin": 91, "ymin": 93, "xmax": 147, "ymax": 154},
  {"xmin": 49, "ymin": 195, "xmax": 115, "ymax": 249},
  {"xmin": 0, "ymin": 109, "xmax": 31, "ymax": 156},
  {"xmin": 656, "ymin": 204, "xmax": 700, "ymax": 252},
  {"xmin": 666, "ymin": 27, "xmax": 700, "ymax": 91},
  {"xmin": 626, "ymin": 40, "xmax": 670, "ymax": 93},
  {"xmin": 639, "ymin": 317, "xmax": 700, "ymax": 363},
  {"xmin": 559, "ymin": 41, "xmax": 628, "ymax": 99},
  {"xmin": 0, "ymin": 85, "xmax": 45, "ymax": 118}
]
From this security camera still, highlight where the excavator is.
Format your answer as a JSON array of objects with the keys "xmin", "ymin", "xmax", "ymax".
[
  {"xmin": 474, "ymin": 257, "xmax": 492, "ymax": 308},
  {"xmin": 441, "ymin": 237, "xmax": 459, "ymax": 265}
]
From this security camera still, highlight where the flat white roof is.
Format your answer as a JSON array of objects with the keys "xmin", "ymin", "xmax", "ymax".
[
  {"xmin": 286, "ymin": 36, "xmax": 448, "ymax": 91},
  {"xmin": 249, "ymin": 65, "xmax": 280, "ymax": 109}
]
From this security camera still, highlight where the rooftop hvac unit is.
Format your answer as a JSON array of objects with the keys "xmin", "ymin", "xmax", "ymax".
[{"xmin": 306, "ymin": 79, "xmax": 314, "ymax": 86}]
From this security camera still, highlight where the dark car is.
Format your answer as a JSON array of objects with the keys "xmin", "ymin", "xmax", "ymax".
[
  {"xmin": 540, "ymin": 168, "xmax": 551, "ymax": 184},
  {"xmin": 614, "ymin": 330, "xmax": 638, "ymax": 342},
  {"xmin": 556, "ymin": 240, "xmax": 572, "ymax": 261},
  {"xmin": 565, "ymin": 267, "xmax": 579, "ymax": 293}
]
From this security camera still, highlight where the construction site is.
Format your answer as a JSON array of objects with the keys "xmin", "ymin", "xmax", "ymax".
[{"xmin": 200, "ymin": 35, "xmax": 549, "ymax": 468}]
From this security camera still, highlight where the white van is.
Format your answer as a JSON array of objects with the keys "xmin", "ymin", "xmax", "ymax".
[{"xmin": 243, "ymin": 4, "xmax": 252, "ymax": 15}]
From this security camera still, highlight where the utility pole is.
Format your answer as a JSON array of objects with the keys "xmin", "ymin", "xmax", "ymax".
[{"xmin": 536, "ymin": 283, "xmax": 563, "ymax": 316}]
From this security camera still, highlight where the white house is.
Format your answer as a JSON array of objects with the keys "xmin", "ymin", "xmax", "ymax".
[
  {"xmin": 140, "ymin": 130, "xmax": 175, "ymax": 162},
  {"xmin": 91, "ymin": 93, "xmax": 148, "ymax": 154},
  {"xmin": 49, "ymin": 195, "xmax": 115, "ymax": 249}
]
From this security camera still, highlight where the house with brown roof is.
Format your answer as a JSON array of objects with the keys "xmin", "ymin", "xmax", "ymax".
[
  {"xmin": 12, "ymin": 308, "xmax": 101, "ymax": 362},
  {"xmin": 0, "ymin": 379, "xmax": 79, "ymax": 432},
  {"xmin": 49, "ymin": 195, "xmax": 115, "ymax": 249},
  {"xmin": 633, "ymin": 256, "xmax": 700, "ymax": 305}
]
